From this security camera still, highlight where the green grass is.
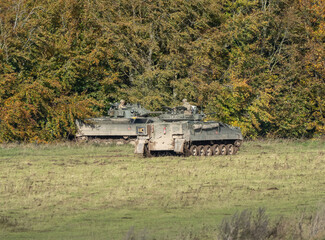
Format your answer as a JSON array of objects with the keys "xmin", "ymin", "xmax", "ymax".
[{"xmin": 0, "ymin": 139, "xmax": 324, "ymax": 239}]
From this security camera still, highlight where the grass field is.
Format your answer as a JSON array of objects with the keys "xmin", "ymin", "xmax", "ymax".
[{"xmin": 0, "ymin": 139, "xmax": 324, "ymax": 239}]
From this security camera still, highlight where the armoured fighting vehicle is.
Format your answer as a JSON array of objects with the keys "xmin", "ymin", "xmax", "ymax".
[
  {"xmin": 135, "ymin": 106, "xmax": 243, "ymax": 157},
  {"xmin": 76, "ymin": 103, "xmax": 160, "ymax": 142}
]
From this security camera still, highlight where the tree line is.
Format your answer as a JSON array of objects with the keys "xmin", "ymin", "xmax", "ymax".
[{"xmin": 0, "ymin": 0, "xmax": 324, "ymax": 142}]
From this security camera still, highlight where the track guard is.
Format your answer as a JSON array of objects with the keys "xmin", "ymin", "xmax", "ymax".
[
  {"xmin": 174, "ymin": 139, "xmax": 185, "ymax": 153},
  {"xmin": 135, "ymin": 139, "xmax": 147, "ymax": 154}
]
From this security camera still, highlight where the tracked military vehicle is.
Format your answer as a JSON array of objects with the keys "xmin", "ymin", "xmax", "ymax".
[
  {"xmin": 135, "ymin": 106, "xmax": 243, "ymax": 157},
  {"xmin": 76, "ymin": 103, "xmax": 160, "ymax": 142}
]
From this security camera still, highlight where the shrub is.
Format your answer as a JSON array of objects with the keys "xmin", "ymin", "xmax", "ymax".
[{"xmin": 218, "ymin": 208, "xmax": 274, "ymax": 240}]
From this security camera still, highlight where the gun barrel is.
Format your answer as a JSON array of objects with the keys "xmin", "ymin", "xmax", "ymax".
[{"xmin": 139, "ymin": 111, "xmax": 163, "ymax": 116}]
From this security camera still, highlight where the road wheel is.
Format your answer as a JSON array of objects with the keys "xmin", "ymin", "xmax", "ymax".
[
  {"xmin": 204, "ymin": 145, "xmax": 213, "ymax": 156},
  {"xmin": 234, "ymin": 140, "xmax": 242, "ymax": 147},
  {"xmin": 219, "ymin": 144, "xmax": 227, "ymax": 155},
  {"xmin": 226, "ymin": 144, "xmax": 235, "ymax": 155},
  {"xmin": 189, "ymin": 145, "xmax": 198, "ymax": 156},
  {"xmin": 197, "ymin": 145, "xmax": 205, "ymax": 156},
  {"xmin": 76, "ymin": 136, "xmax": 88, "ymax": 142},
  {"xmin": 212, "ymin": 144, "xmax": 220, "ymax": 155},
  {"xmin": 234, "ymin": 146, "xmax": 239, "ymax": 154}
]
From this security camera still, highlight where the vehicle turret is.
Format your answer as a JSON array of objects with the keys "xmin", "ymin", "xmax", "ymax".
[
  {"xmin": 108, "ymin": 103, "xmax": 162, "ymax": 119},
  {"xmin": 75, "ymin": 102, "xmax": 160, "ymax": 141},
  {"xmin": 158, "ymin": 105, "xmax": 205, "ymax": 122}
]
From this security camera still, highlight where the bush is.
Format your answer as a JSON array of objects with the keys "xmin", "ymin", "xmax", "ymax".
[
  {"xmin": 218, "ymin": 206, "xmax": 325, "ymax": 240},
  {"xmin": 122, "ymin": 206, "xmax": 325, "ymax": 240},
  {"xmin": 218, "ymin": 208, "xmax": 274, "ymax": 240},
  {"xmin": 275, "ymin": 205, "xmax": 325, "ymax": 240}
]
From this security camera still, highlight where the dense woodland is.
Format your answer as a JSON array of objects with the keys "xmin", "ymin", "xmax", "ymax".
[{"xmin": 0, "ymin": 0, "xmax": 324, "ymax": 142}]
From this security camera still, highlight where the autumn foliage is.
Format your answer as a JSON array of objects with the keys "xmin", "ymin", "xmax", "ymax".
[{"xmin": 0, "ymin": 0, "xmax": 324, "ymax": 141}]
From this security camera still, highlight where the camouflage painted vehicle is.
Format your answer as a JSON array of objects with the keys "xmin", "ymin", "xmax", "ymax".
[
  {"xmin": 76, "ymin": 103, "xmax": 160, "ymax": 142},
  {"xmin": 135, "ymin": 106, "xmax": 243, "ymax": 157}
]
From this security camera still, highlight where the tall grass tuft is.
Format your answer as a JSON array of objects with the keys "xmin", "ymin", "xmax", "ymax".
[
  {"xmin": 276, "ymin": 205, "xmax": 325, "ymax": 240},
  {"xmin": 218, "ymin": 208, "xmax": 273, "ymax": 240},
  {"xmin": 124, "ymin": 227, "xmax": 150, "ymax": 240},
  {"xmin": 309, "ymin": 205, "xmax": 325, "ymax": 239},
  {"xmin": 0, "ymin": 215, "xmax": 18, "ymax": 229},
  {"xmin": 122, "ymin": 206, "xmax": 325, "ymax": 240},
  {"xmin": 218, "ymin": 206, "xmax": 325, "ymax": 240}
]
